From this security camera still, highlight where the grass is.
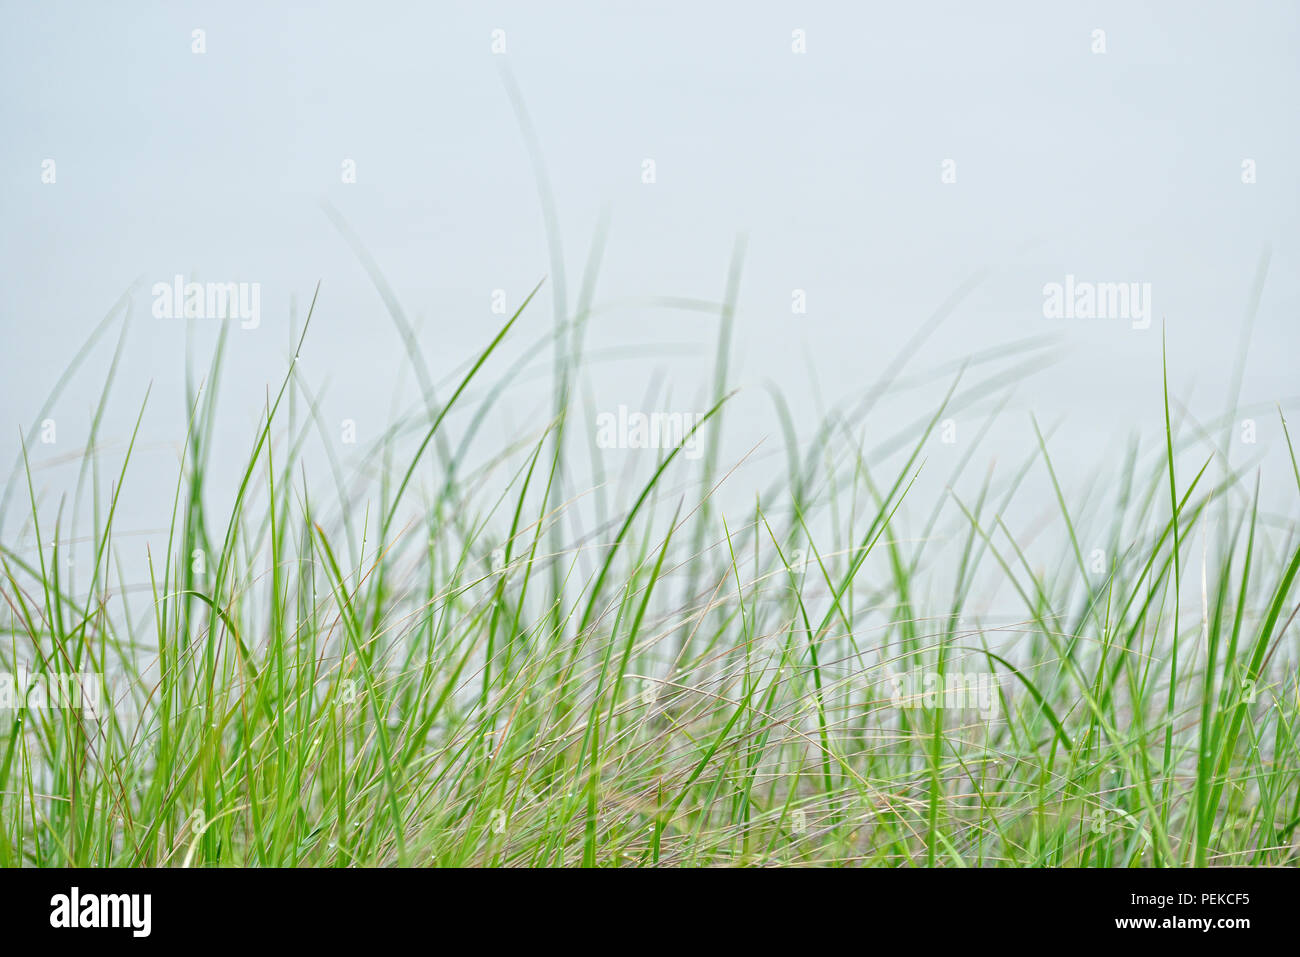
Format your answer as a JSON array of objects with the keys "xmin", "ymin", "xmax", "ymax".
[{"xmin": 1, "ymin": 248, "xmax": 1298, "ymax": 868}]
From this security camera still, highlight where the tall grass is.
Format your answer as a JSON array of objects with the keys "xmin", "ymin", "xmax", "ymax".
[{"xmin": 1, "ymin": 253, "xmax": 1297, "ymax": 868}]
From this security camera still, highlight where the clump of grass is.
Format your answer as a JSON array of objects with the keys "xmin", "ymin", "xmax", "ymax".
[{"xmin": 1, "ymin": 254, "xmax": 1297, "ymax": 868}]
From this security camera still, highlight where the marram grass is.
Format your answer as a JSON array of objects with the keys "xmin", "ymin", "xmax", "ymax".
[{"xmin": 1, "ymin": 275, "xmax": 1298, "ymax": 868}]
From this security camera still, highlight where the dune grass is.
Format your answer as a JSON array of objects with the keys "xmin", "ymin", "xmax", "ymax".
[{"xmin": 1, "ymin": 254, "xmax": 1298, "ymax": 869}]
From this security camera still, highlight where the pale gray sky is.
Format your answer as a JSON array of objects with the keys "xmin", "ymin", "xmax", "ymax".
[{"xmin": 2, "ymin": 1, "xmax": 1297, "ymax": 553}]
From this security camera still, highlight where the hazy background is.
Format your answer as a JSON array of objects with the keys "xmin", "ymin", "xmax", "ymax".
[{"xmin": 2, "ymin": 1, "xmax": 1297, "ymax": 587}]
